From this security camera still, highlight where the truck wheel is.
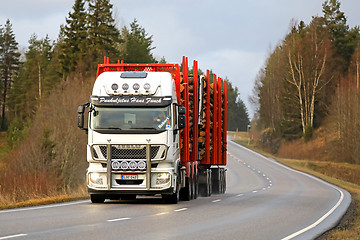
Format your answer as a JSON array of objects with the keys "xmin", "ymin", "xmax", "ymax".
[
  {"xmin": 180, "ymin": 177, "xmax": 191, "ymax": 201},
  {"xmin": 163, "ymin": 187, "xmax": 179, "ymax": 204},
  {"xmin": 90, "ymin": 194, "xmax": 105, "ymax": 203}
]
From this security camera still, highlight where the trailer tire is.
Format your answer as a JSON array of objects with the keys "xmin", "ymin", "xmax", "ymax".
[
  {"xmin": 221, "ymin": 169, "xmax": 226, "ymax": 194},
  {"xmin": 193, "ymin": 169, "xmax": 199, "ymax": 199},
  {"xmin": 212, "ymin": 168, "xmax": 220, "ymax": 194},
  {"xmin": 90, "ymin": 194, "xmax": 105, "ymax": 203},
  {"xmin": 199, "ymin": 168, "xmax": 212, "ymax": 197}
]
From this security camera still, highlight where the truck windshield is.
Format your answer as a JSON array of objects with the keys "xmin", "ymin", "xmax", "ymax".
[{"xmin": 91, "ymin": 106, "xmax": 172, "ymax": 133}]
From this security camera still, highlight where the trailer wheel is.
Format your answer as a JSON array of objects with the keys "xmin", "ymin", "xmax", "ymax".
[
  {"xmin": 193, "ymin": 169, "xmax": 199, "ymax": 199},
  {"xmin": 221, "ymin": 169, "xmax": 227, "ymax": 194},
  {"xmin": 90, "ymin": 194, "xmax": 105, "ymax": 203},
  {"xmin": 199, "ymin": 168, "xmax": 212, "ymax": 197}
]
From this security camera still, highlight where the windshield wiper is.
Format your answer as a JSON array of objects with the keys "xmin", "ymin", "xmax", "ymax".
[
  {"xmin": 130, "ymin": 127, "xmax": 157, "ymax": 130},
  {"xmin": 96, "ymin": 127, "xmax": 122, "ymax": 130}
]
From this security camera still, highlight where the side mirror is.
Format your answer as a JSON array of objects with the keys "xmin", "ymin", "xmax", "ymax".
[
  {"xmin": 178, "ymin": 106, "xmax": 186, "ymax": 115},
  {"xmin": 178, "ymin": 115, "xmax": 185, "ymax": 130},
  {"xmin": 77, "ymin": 104, "xmax": 88, "ymax": 131},
  {"xmin": 177, "ymin": 105, "xmax": 186, "ymax": 130}
]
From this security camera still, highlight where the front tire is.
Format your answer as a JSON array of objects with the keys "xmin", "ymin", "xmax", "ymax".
[
  {"xmin": 163, "ymin": 187, "xmax": 179, "ymax": 204},
  {"xmin": 90, "ymin": 194, "xmax": 105, "ymax": 203}
]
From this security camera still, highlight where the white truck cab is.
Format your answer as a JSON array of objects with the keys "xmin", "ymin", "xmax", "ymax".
[{"xmin": 78, "ymin": 71, "xmax": 185, "ymax": 203}]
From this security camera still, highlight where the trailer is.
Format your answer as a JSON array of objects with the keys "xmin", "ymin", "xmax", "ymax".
[{"xmin": 77, "ymin": 56, "xmax": 227, "ymax": 203}]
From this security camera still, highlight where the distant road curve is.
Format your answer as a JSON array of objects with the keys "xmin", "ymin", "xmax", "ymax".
[{"xmin": 0, "ymin": 139, "xmax": 351, "ymax": 240}]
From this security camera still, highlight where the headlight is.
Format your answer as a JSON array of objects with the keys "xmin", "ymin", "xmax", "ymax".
[
  {"xmin": 156, "ymin": 173, "xmax": 171, "ymax": 185},
  {"xmin": 89, "ymin": 172, "xmax": 106, "ymax": 185}
]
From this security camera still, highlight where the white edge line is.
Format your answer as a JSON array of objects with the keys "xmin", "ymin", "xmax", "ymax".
[
  {"xmin": 212, "ymin": 199, "xmax": 221, "ymax": 203},
  {"xmin": 107, "ymin": 217, "xmax": 131, "ymax": 222},
  {"xmin": 228, "ymin": 140, "xmax": 348, "ymax": 240},
  {"xmin": 0, "ymin": 200, "xmax": 88, "ymax": 214},
  {"xmin": 0, "ymin": 234, "xmax": 27, "ymax": 240},
  {"xmin": 174, "ymin": 208, "xmax": 187, "ymax": 212},
  {"xmin": 281, "ymin": 189, "xmax": 344, "ymax": 240}
]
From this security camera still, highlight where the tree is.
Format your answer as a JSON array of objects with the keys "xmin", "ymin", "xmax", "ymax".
[
  {"xmin": 121, "ymin": 19, "xmax": 156, "ymax": 63},
  {"xmin": 321, "ymin": 0, "xmax": 359, "ymax": 67},
  {"xmin": 59, "ymin": 0, "xmax": 88, "ymax": 77},
  {"xmin": 87, "ymin": 0, "xmax": 120, "ymax": 63},
  {"xmin": 284, "ymin": 18, "xmax": 334, "ymax": 136},
  {"xmin": 226, "ymin": 80, "xmax": 250, "ymax": 131},
  {"xmin": 0, "ymin": 19, "xmax": 20, "ymax": 130},
  {"xmin": 8, "ymin": 35, "xmax": 53, "ymax": 126}
]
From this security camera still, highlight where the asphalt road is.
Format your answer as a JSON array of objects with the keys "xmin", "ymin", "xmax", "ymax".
[{"xmin": 0, "ymin": 140, "xmax": 351, "ymax": 240}]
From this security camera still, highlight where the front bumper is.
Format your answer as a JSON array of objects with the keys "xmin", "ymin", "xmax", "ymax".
[{"xmin": 88, "ymin": 187, "xmax": 174, "ymax": 196}]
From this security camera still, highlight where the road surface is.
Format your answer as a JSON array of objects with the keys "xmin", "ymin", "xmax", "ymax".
[{"xmin": 0, "ymin": 140, "xmax": 351, "ymax": 240}]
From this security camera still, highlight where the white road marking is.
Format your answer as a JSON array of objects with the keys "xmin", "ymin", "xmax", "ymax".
[
  {"xmin": 229, "ymin": 141, "xmax": 349, "ymax": 240},
  {"xmin": 212, "ymin": 199, "xmax": 221, "ymax": 203},
  {"xmin": 236, "ymin": 194, "xmax": 244, "ymax": 197},
  {"xmin": 282, "ymin": 189, "xmax": 344, "ymax": 240},
  {"xmin": 107, "ymin": 217, "xmax": 131, "ymax": 222},
  {"xmin": 0, "ymin": 200, "xmax": 88, "ymax": 214},
  {"xmin": 174, "ymin": 208, "xmax": 187, "ymax": 212},
  {"xmin": 0, "ymin": 234, "xmax": 27, "ymax": 240},
  {"xmin": 155, "ymin": 212, "xmax": 169, "ymax": 216},
  {"xmin": 252, "ymin": 190, "xmax": 258, "ymax": 193}
]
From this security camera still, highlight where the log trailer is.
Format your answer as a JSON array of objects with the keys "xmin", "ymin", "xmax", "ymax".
[{"xmin": 77, "ymin": 56, "xmax": 227, "ymax": 203}]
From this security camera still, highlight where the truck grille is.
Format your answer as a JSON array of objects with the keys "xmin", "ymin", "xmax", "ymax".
[{"xmin": 91, "ymin": 144, "xmax": 167, "ymax": 161}]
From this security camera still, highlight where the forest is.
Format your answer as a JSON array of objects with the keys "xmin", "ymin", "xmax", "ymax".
[
  {"xmin": 251, "ymin": 0, "xmax": 360, "ymax": 164},
  {"xmin": 0, "ymin": 0, "xmax": 249, "ymax": 204}
]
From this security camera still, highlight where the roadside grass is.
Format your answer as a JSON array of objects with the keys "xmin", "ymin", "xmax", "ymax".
[
  {"xmin": 0, "ymin": 132, "xmax": 10, "ymax": 168},
  {"xmin": 0, "ymin": 189, "xmax": 89, "ymax": 210},
  {"xmin": 231, "ymin": 131, "xmax": 360, "ymax": 239}
]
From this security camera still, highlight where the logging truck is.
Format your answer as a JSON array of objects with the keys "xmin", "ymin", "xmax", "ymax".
[{"xmin": 77, "ymin": 56, "xmax": 228, "ymax": 203}]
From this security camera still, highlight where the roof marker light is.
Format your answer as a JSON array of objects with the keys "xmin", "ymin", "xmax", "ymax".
[
  {"xmin": 111, "ymin": 83, "xmax": 119, "ymax": 91},
  {"xmin": 133, "ymin": 83, "xmax": 140, "ymax": 91},
  {"xmin": 144, "ymin": 83, "xmax": 151, "ymax": 91},
  {"xmin": 122, "ymin": 83, "xmax": 129, "ymax": 91}
]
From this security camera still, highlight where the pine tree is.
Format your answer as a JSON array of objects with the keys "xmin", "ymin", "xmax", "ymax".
[
  {"xmin": 0, "ymin": 19, "xmax": 20, "ymax": 130},
  {"xmin": 321, "ymin": 0, "xmax": 359, "ymax": 66},
  {"xmin": 226, "ymin": 80, "xmax": 250, "ymax": 131},
  {"xmin": 87, "ymin": 0, "xmax": 120, "ymax": 63},
  {"xmin": 8, "ymin": 35, "xmax": 53, "ymax": 123},
  {"xmin": 59, "ymin": 0, "xmax": 88, "ymax": 77},
  {"xmin": 121, "ymin": 19, "xmax": 156, "ymax": 63}
]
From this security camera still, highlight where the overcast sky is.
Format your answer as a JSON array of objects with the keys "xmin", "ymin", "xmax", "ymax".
[{"xmin": 1, "ymin": 0, "xmax": 360, "ymax": 116}]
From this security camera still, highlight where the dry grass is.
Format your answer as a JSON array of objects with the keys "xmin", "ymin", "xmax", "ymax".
[
  {"xmin": 0, "ymin": 187, "xmax": 88, "ymax": 210},
  {"xmin": 0, "ymin": 74, "xmax": 92, "ymax": 207}
]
